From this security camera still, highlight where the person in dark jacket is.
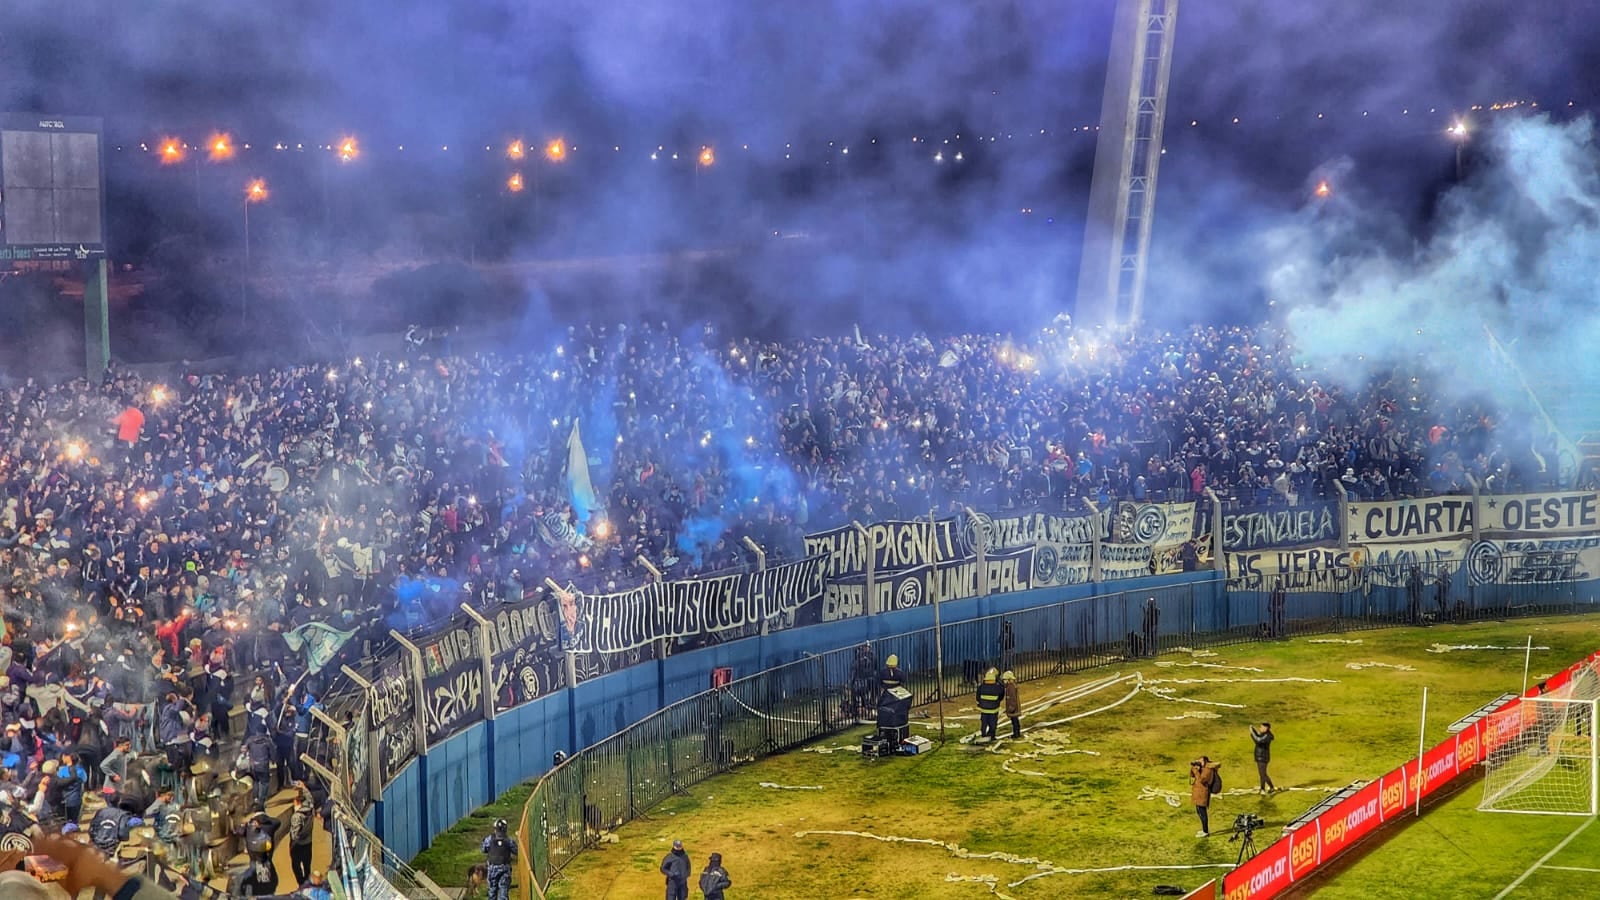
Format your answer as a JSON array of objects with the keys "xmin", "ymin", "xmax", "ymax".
[
  {"xmin": 288, "ymin": 787, "xmax": 317, "ymax": 886},
  {"xmin": 975, "ymin": 669, "xmax": 1004, "ymax": 742},
  {"xmin": 698, "ymin": 851, "xmax": 731, "ymax": 900},
  {"xmin": 480, "ymin": 817, "xmax": 516, "ymax": 900},
  {"xmin": 1251, "ymin": 723, "xmax": 1276, "ymax": 793},
  {"xmin": 660, "ymin": 839, "xmax": 691, "ymax": 900},
  {"xmin": 241, "ymin": 728, "xmax": 276, "ymax": 807},
  {"xmin": 56, "ymin": 753, "xmax": 86, "ymax": 826},
  {"xmin": 89, "ymin": 798, "xmax": 134, "ymax": 852},
  {"xmin": 157, "ymin": 691, "xmax": 194, "ymax": 771}
]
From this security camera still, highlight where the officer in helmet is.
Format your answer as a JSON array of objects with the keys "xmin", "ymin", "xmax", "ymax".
[
  {"xmin": 975, "ymin": 668, "xmax": 1004, "ymax": 743},
  {"xmin": 481, "ymin": 818, "xmax": 517, "ymax": 900},
  {"xmin": 878, "ymin": 655, "xmax": 904, "ymax": 692}
]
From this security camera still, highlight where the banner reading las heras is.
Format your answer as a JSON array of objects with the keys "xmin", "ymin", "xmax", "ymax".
[{"xmin": 1225, "ymin": 546, "xmax": 1368, "ymax": 592}]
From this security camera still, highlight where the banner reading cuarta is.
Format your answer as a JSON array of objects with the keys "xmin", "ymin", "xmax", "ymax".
[
  {"xmin": 1346, "ymin": 496, "xmax": 1476, "ymax": 545},
  {"xmin": 573, "ymin": 556, "xmax": 826, "ymax": 654}
]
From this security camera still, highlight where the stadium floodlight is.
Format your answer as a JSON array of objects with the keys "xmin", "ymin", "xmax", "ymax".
[
  {"xmin": 1481, "ymin": 679, "xmax": 1600, "ymax": 816},
  {"xmin": 208, "ymin": 132, "xmax": 234, "ymax": 162}
]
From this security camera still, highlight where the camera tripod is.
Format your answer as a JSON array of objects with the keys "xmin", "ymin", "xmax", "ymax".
[{"xmin": 1231, "ymin": 826, "xmax": 1258, "ymax": 865}]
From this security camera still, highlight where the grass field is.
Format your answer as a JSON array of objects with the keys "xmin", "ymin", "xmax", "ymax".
[
  {"xmin": 494, "ymin": 616, "xmax": 1599, "ymax": 899},
  {"xmin": 1306, "ymin": 761, "xmax": 1600, "ymax": 898}
]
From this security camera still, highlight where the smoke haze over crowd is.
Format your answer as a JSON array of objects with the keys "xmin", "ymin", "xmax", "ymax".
[{"xmin": 5, "ymin": 0, "xmax": 1600, "ymax": 342}]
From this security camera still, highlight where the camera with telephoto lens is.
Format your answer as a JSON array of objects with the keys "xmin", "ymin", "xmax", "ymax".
[{"xmin": 1230, "ymin": 814, "xmax": 1265, "ymax": 840}]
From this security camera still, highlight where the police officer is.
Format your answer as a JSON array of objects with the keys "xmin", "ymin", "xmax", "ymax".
[
  {"xmin": 879, "ymin": 655, "xmax": 904, "ymax": 692},
  {"xmin": 975, "ymin": 669, "xmax": 1004, "ymax": 742},
  {"xmin": 481, "ymin": 818, "xmax": 517, "ymax": 900}
]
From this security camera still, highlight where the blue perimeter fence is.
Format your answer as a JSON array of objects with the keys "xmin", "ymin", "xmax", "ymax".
[{"xmin": 301, "ymin": 551, "xmax": 1600, "ymax": 897}]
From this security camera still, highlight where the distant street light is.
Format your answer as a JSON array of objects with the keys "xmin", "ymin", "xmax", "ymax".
[
  {"xmin": 508, "ymin": 140, "xmax": 525, "ymax": 160},
  {"xmin": 507, "ymin": 172, "xmax": 525, "ymax": 193},
  {"xmin": 337, "ymin": 136, "xmax": 359, "ymax": 162},
  {"xmin": 545, "ymin": 138, "xmax": 566, "ymax": 162},
  {"xmin": 698, "ymin": 146, "xmax": 715, "ymax": 167},
  {"xmin": 208, "ymin": 133, "xmax": 235, "ymax": 162},
  {"xmin": 1314, "ymin": 180, "xmax": 1331, "ymax": 199},
  {"xmin": 1447, "ymin": 119, "xmax": 1469, "ymax": 180}
]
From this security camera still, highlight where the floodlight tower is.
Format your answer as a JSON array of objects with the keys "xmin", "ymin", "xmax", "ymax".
[{"xmin": 1075, "ymin": 0, "xmax": 1180, "ymax": 327}]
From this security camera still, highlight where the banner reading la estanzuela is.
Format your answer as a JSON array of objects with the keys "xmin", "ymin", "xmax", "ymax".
[{"xmin": 571, "ymin": 555, "xmax": 826, "ymax": 655}]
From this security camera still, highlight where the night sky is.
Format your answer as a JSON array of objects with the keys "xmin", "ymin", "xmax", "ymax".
[{"xmin": 2, "ymin": 0, "xmax": 1598, "ymax": 339}]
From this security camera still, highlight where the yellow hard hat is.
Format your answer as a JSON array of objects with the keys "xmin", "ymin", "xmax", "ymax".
[
  {"xmin": 983, "ymin": 668, "xmax": 998, "ymax": 683},
  {"xmin": 1001, "ymin": 671, "xmax": 1015, "ymax": 683},
  {"xmin": 885, "ymin": 655, "xmax": 898, "ymax": 668}
]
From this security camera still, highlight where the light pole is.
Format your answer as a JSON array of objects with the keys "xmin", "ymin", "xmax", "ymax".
[
  {"xmin": 1447, "ymin": 119, "xmax": 1469, "ymax": 180},
  {"xmin": 243, "ymin": 179, "xmax": 268, "ymax": 326}
]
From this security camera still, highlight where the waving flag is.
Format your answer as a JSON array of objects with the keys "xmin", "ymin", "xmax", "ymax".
[{"xmin": 567, "ymin": 419, "xmax": 599, "ymax": 522}]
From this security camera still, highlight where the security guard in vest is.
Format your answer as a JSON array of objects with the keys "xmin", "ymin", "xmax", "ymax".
[
  {"xmin": 976, "ymin": 668, "xmax": 1005, "ymax": 742},
  {"xmin": 481, "ymin": 818, "xmax": 518, "ymax": 900},
  {"xmin": 879, "ymin": 655, "xmax": 905, "ymax": 692}
]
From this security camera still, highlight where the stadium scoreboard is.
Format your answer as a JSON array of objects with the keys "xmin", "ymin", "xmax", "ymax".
[{"xmin": 0, "ymin": 114, "xmax": 106, "ymax": 262}]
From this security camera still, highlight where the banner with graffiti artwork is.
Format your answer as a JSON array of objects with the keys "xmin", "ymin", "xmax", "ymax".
[
  {"xmin": 1464, "ymin": 536, "xmax": 1600, "ymax": 586},
  {"xmin": 1361, "ymin": 540, "xmax": 1470, "ymax": 587},
  {"xmin": 1221, "ymin": 502, "xmax": 1340, "ymax": 552},
  {"xmin": 822, "ymin": 547, "xmax": 1036, "ymax": 619},
  {"xmin": 1225, "ymin": 547, "xmax": 1369, "ymax": 592},
  {"xmin": 418, "ymin": 621, "xmax": 487, "ymax": 746},
  {"xmin": 1346, "ymin": 496, "xmax": 1476, "ymax": 545},
  {"xmin": 344, "ymin": 694, "xmax": 372, "ymax": 813},
  {"xmin": 969, "ymin": 507, "xmax": 1113, "ymax": 552},
  {"xmin": 370, "ymin": 651, "xmax": 419, "ymax": 786},
  {"xmin": 572, "ymin": 556, "xmax": 826, "ymax": 654},
  {"xmin": 1478, "ymin": 492, "xmax": 1600, "ymax": 538},
  {"xmin": 1113, "ymin": 501, "xmax": 1197, "ymax": 546},
  {"xmin": 803, "ymin": 519, "xmax": 964, "ymax": 579},
  {"xmin": 486, "ymin": 598, "xmax": 567, "ymax": 713}
]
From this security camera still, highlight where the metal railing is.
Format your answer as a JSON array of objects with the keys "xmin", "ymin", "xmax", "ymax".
[{"xmin": 515, "ymin": 559, "xmax": 1600, "ymax": 894}]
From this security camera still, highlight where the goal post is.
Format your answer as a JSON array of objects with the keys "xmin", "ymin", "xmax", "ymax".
[{"xmin": 1479, "ymin": 696, "xmax": 1599, "ymax": 816}]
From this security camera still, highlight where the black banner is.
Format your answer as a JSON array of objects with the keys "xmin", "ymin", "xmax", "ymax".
[
  {"xmin": 1221, "ymin": 502, "xmax": 1340, "ymax": 552},
  {"xmin": 487, "ymin": 597, "xmax": 567, "ymax": 713},
  {"xmin": 418, "ymin": 621, "xmax": 488, "ymax": 746},
  {"xmin": 345, "ymin": 697, "xmax": 371, "ymax": 813},
  {"xmin": 803, "ymin": 519, "xmax": 963, "ymax": 579},
  {"xmin": 572, "ymin": 556, "xmax": 827, "ymax": 655},
  {"xmin": 821, "ymin": 547, "xmax": 1035, "ymax": 619},
  {"xmin": 370, "ymin": 651, "xmax": 418, "ymax": 786}
]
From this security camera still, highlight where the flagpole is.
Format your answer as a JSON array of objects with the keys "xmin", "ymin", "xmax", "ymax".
[{"xmin": 928, "ymin": 501, "xmax": 946, "ymax": 744}]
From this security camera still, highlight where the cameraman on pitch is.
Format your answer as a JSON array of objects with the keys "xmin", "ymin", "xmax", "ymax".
[{"xmin": 1190, "ymin": 755, "xmax": 1222, "ymax": 837}]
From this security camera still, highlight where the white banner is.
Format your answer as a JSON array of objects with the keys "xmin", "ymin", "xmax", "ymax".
[
  {"xmin": 1479, "ymin": 492, "xmax": 1600, "ymax": 537},
  {"xmin": 1346, "ymin": 497, "xmax": 1475, "ymax": 545},
  {"xmin": 1465, "ymin": 536, "xmax": 1600, "ymax": 586},
  {"xmin": 1114, "ymin": 501, "xmax": 1197, "ymax": 546},
  {"xmin": 1225, "ymin": 547, "xmax": 1369, "ymax": 592}
]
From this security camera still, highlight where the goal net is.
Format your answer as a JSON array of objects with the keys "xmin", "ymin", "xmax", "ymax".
[{"xmin": 1480, "ymin": 688, "xmax": 1599, "ymax": 816}]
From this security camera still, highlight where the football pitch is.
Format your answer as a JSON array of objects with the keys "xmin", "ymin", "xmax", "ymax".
[{"xmin": 539, "ymin": 616, "xmax": 1600, "ymax": 899}]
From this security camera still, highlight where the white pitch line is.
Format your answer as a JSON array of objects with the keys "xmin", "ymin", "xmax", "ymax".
[
  {"xmin": 1541, "ymin": 865, "xmax": 1600, "ymax": 873},
  {"xmin": 1493, "ymin": 816, "xmax": 1595, "ymax": 899}
]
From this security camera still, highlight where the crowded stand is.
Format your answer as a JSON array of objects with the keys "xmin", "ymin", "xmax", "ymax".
[{"xmin": 0, "ymin": 317, "xmax": 1550, "ymax": 890}]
